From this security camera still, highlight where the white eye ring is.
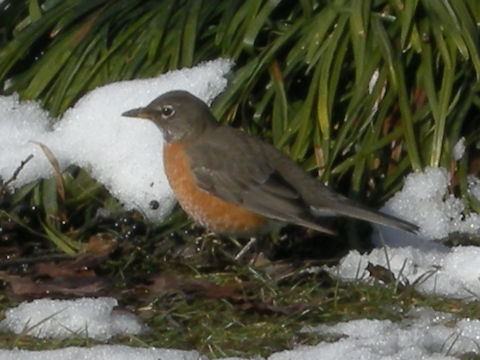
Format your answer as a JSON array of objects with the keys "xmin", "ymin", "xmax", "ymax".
[{"xmin": 161, "ymin": 105, "xmax": 175, "ymax": 118}]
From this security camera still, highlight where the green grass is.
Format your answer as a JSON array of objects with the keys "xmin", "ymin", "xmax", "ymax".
[
  {"xmin": 1, "ymin": 1, "xmax": 480, "ymax": 357},
  {"xmin": 1, "ymin": 0, "xmax": 479, "ymax": 251},
  {"xmin": 1, "ymin": 252, "xmax": 480, "ymax": 358}
]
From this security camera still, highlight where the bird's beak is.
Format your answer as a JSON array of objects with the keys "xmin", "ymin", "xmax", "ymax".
[{"xmin": 122, "ymin": 107, "xmax": 152, "ymax": 119}]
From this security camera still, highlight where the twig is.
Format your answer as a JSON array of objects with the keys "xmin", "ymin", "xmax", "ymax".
[
  {"xmin": 30, "ymin": 141, "xmax": 65, "ymax": 202},
  {"xmin": 0, "ymin": 154, "xmax": 34, "ymax": 196}
]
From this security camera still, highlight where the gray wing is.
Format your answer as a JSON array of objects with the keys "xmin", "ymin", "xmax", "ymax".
[
  {"xmin": 263, "ymin": 142, "xmax": 419, "ymax": 233},
  {"xmin": 187, "ymin": 127, "xmax": 418, "ymax": 234},
  {"xmin": 187, "ymin": 127, "xmax": 336, "ymax": 234}
]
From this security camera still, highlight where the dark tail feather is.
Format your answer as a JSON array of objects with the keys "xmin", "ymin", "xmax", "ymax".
[{"xmin": 311, "ymin": 202, "xmax": 419, "ymax": 234}]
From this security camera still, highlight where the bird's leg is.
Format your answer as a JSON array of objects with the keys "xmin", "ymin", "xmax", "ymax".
[{"xmin": 234, "ymin": 237, "xmax": 257, "ymax": 261}]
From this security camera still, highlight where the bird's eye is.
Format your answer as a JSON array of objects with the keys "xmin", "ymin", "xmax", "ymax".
[{"xmin": 161, "ymin": 105, "xmax": 175, "ymax": 118}]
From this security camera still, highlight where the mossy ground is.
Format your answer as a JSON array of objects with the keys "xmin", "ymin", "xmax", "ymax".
[{"xmin": 0, "ymin": 210, "xmax": 479, "ymax": 358}]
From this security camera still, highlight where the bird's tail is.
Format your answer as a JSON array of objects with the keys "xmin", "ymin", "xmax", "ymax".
[{"xmin": 311, "ymin": 199, "xmax": 419, "ymax": 234}]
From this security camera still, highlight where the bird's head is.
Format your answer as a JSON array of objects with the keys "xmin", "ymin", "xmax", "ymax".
[{"xmin": 122, "ymin": 90, "xmax": 218, "ymax": 143}]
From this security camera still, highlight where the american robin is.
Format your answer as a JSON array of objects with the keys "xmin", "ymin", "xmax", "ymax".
[{"xmin": 122, "ymin": 90, "xmax": 418, "ymax": 238}]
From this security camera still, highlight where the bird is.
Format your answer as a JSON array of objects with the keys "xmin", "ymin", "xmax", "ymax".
[{"xmin": 122, "ymin": 90, "xmax": 418, "ymax": 240}]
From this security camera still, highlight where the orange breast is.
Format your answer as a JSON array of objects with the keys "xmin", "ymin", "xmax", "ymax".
[{"xmin": 163, "ymin": 142, "xmax": 268, "ymax": 236}]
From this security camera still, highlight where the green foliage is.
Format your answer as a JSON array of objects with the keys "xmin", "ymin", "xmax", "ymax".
[
  {"xmin": 1, "ymin": 262, "xmax": 480, "ymax": 358},
  {"xmin": 1, "ymin": 3, "xmax": 480, "ymax": 356},
  {"xmin": 0, "ymin": 1, "xmax": 479, "ymax": 248}
]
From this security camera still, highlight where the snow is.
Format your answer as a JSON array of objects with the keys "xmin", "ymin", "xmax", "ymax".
[
  {"xmin": 468, "ymin": 175, "xmax": 480, "ymax": 202},
  {"xmin": 452, "ymin": 137, "xmax": 465, "ymax": 161},
  {"xmin": 1, "ymin": 304, "xmax": 479, "ymax": 359},
  {"xmin": 0, "ymin": 297, "xmax": 145, "ymax": 341},
  {"xmin": 1, "ymin": 59, "xmax": 480, "ymax": 359},
  {"xmin": 0, "ymin": 346, "xmax": 203, "ymax": 360},
  {"xmin": 329, "ymin": 167, "xmax": 480, "ymax": 302},
  {"xmin": 332, "ymin": 246, "xmax": 480, "ymax": 300},
  {"xmin": 289, "ymin": 307, "xmax": 480, "ymax": 360},
  {"xmin": 380, "ymin": 167, "xmax": 480, "ymax": 240},
  {"xmin": 0, "ymin": 58, "xmax": 233, "ymax": 222}
]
